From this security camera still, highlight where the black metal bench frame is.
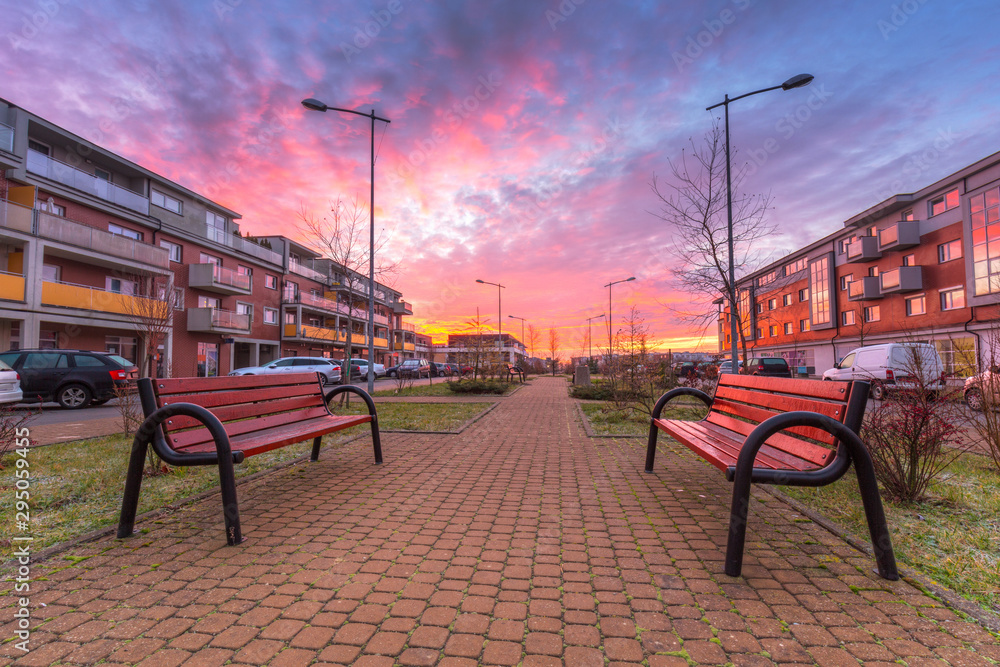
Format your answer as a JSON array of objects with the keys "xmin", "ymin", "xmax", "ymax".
[
  {"xmin": 645, "ymin": 375, "xmax": 898, "ymax": 580},
  {"xmin": 505, "ymin": 364, "xmax": 525, "ymax": 383}
]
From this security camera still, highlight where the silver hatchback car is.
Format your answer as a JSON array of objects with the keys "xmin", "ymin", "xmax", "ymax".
[
  {"xmin": 229, "ymin": 357, "xmax": 342, "ymax": 385},
  {"xmin": 0, "ymin": 358, "xmax": 23, "ymax": 405}
]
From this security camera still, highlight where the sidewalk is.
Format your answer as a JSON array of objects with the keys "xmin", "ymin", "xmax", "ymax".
[{"xmin": 2, "ymin": 376, "xmax": 999, "ymax": 665}]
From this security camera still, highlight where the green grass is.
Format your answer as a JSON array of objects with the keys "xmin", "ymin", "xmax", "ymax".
[
  {"xmin": 372, "ymin": 381, "xmax": 458, "ymax": 397},
  {"xmin": 781, "ymin": 453, "xmax": 1000, "ymax": 615},
  {"xmin": 0, "ymin": 402, "xmax": 490, "ymax": 552},
  {"xmin": 580, "ymin": 401, "xmax": 708, "ymax": 436}
]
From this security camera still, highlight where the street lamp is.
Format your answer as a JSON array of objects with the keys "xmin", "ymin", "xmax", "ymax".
[
  {"xmin": 302, "ymin": 97, "xmax": 390, "ymax": 394},
  {"xmin": 476, "ymin": 279, "xmax": 505, "ymax": 359},
  {"xmin": 604, "ymin": 277, "xmax": 635, "ymax": 355},
  {"xmin": 585, "ymin": 313, "xmax": 605, "ymax": 363},
  {"xmin": 508, "ymin": 315, "xmax": 526, "ymax": 361},
  {"xmin": 706, "ymin": 73, "xmax": 813, "ymax": 375}
]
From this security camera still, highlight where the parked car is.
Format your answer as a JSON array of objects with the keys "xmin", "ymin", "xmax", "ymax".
[
  {"xmin": 230, "ymin": 357, "xmax": 344, "ymax": 385},
  {"xmin": 445, "ymin": 363, "xmax": 462, "ymax": 376},
  {"xmin": 0, "ymin": 358, "xmax": 23, "ymax": 405},
  {"xmin": 963, "ymin": 365, "xmax": 1000, "ymax": 411},
  {"xmin": 0, "ymin": 349, "xmax": 137, "ymax": 409},
  {"xmin": 350, "ymin": 360, "xmax": 386, "ymax": 379},
  {"xmin": 743, "ymin": 357, "xmax": 792, "ymax": 378},
  {"xmin": 717, "ymin": 360, "xmax": 744, "ymax": 374},
  {"xmin": 397, "ymin": 359, "xmax": 431, "ymax": 379},
  {"xmin": 822, "ymin": 343, "xmax": 945, "ymax": 399},
  {"xmin": 673, "ymin": 362, "xmax": 704, "ymax": 379},
  {"xmin": 460, "ymin": 364, "xmax": 474, "ymax": 376},
  {"xmin": 429, "ymin": 361, "xmax": 450, "ymax": 377}
]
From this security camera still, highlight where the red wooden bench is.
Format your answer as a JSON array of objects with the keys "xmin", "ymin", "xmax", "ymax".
[
  {"xmin": 118, "ymin": 373, "xmax": 382, "ymax": 545},
  {"xmin": 645, "ymin": 374, "xmax": 898, "ymax": 580},
  {"xmin": 505, "ymin": 363, "xmax": 525, "ymax": 383}
]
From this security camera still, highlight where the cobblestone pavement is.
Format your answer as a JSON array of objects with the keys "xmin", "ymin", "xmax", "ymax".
[{"xmin": 2, "ymin": 376, "xmax": 999, "ymax": 666}]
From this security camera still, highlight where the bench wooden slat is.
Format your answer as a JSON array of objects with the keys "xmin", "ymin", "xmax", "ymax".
[
  {"xmin": 656, "ymin": 418, "xmax": 821, "ymax": 472},
  {"xmin": 160, "ymin": 383, "xmax": 320, "ymax": 410},
  {"xmin": 154, "ymin": 373, "xmax": 321, "ymax": 395},
  {"xmin": 162, "ymin": 394, "xmax": 326, "ymax": 432},
  {"xmin": 714, "ymin": 385, "xmax": 846, "ymax": 420},
  {"xmin": 167, "ymin": 405, "xmax": 334, "ymax": 450},
  {"xmin": 705, "ymin": 410, "xmax": 834, "ymax": 466},
  {"xmin": 717, "ymin": 374, "xmax": 851, "ymax": 401},
  {"xmin": 175, "ymin": 414, "xmax": 373, "ymax": 457},
  {"xmin": 709, "ymin": 398, "xmax": 840, "ymax": 448}
]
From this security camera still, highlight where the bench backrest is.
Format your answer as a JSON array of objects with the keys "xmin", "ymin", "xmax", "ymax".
[
  {"xmin": 142, "ymin": 373, "xmax": 328, "ymax": 453},
  {"xmin": 710, "ymin": 374, "xmax": 867, "ymax": 467}
]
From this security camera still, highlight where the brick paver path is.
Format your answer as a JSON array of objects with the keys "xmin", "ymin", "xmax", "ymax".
[{"xmin": 3, "ymin": 376, "xmax": 999, "ymax": 665}]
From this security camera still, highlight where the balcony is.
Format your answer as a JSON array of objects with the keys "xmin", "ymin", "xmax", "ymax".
[
  {"xmin": 846, "ymin": 236, "xmax": 881, "ymax": 263},
  {"xmin": 373, "ymin": 337, "xmax": 389, "ymax": 349},
  {"xmin": 37, "ymin": 211, "xmax": 169, "ymax": 269},
  {"xmin": 323, "ymin": 292, "xmax": 366, "ymax": 318},
  {"xmin": 41, "ymin": 281, "xmax": 168, "ymax": 317},
  {"xmin": 0, "ymin": 121, "xmax": 13, "ymax": 153},
  {"xmin": 204, "ymin": 225, "xmax": 285, "ymax": 266},
  {"xmin": 392, "ymin": 300, "xmax": 413, "ymax": 315},
  {"xmin": 290, "ymin": 291, "xmax": 343, "ymax": 315},
  {"xmin": 374, "ymin": 313, "xmax": 390, "ymax": 326},
  {"xmin": 847, "ymin": 276, "xmax": 882, "ymax": 301},
  {"xmin": 878, "ymin": 221, "xmax": 921, "ymax": 251},
  {"xmin": 400, "ymin": 322, "xmax": 416, "ymax": 333},
  {"xmin": 27, "ymin": 149, "xmax": 149, "ymax": 215},
  {"xmin": 880, "ymin": 266, "xmax": 923, "ymax": 293},
  {"xmin": 0, "ymin": 271, "xmax": 25, "ymax": 301},
  {"xmin": 188, "ymin": 263, "xmax": 252, "ymax": 295},
  {"xmin": 0, "ymin": 199, "xmax": 33, "ymax": 234},
  {"xmin": 187, "ymin": 307, "xmax": 250, "ymax": 334},
  {"xmin": 394, "ymin": 341, "xmax": 416, "ymax": 351},
  {"xmin": 289, "ymin": 261, "xmax": 329, "ymax": 284}
]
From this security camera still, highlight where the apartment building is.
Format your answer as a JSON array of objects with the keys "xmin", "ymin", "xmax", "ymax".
[
  {"xmin": 722, "ymin": 151, "xmax": 1000, "ymax": 377},
  {"xmin": 440, "ymin": 332, "xmax": 526, "ymax": 364},
  {"xmin": 0, "ymin": 97, "xmax": 417, "ymax": 377}
]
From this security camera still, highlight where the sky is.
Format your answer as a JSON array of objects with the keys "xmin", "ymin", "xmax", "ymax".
[{"xmin": 3, "ymin": 0, "xmax": 1000, "ymax": 356}]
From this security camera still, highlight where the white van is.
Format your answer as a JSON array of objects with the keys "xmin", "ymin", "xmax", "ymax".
[{"xmin": 822, "ymin": 343, "xmax": 945, "ymax": 399}]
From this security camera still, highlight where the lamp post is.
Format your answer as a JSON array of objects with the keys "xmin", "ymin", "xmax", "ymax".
[
  {"xmin": 302, "ymin": 97, "xmax": 390, "ymax": 394},
  {"xmin": 476, "ymin": 279, "xmax": 505, "ymax": 359},
  {"xmin": 508, "ymin": 315, "xmax": 526, "ymax": 362},
  {"xmin": 706, "ymin": 73, "xmax": 813, "ymax": 375},
  {"xmin": 604, "ymin": 277, "xmax": 635, "ymax": 356},
  {"xmin": 585, "ymin": 313, "xmax": 605, "ymax": 363}
]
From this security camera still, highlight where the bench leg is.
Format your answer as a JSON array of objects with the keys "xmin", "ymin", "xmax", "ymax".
[
  {"xmin": 852, "ymin": 453, "xmax": 900, "ymax": 580},
  {"xmin": 117, "ymin": 433, "xmax": 150, "ymax": 538},
  {"xmin": 310, "ymin": 435, "xmax": 322, "ymax": 462},
  {"xmin": 371, "ymin": 416, "xmax": 383, "ymax": 464},
  {"xmin": 725, "ymin": 472, "xmax": 753, "ymax": 577},
  {"xmin": 217, "ymin": 455, "xmax": 243, "ymax": 545},
  {"xmin": 644, "ymin": 423, "xmax": 660, "ymax": 473}
]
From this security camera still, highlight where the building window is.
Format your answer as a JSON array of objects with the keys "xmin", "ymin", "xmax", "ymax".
[
  {"xmin": 785, "ymin": 257, "xmax": 807, "ymax": 275},
  {"xmin": 935, "ymin": 337, "xmax": 977, "ymax": 379},
  {"xmin": 264, "ymin": 307, "xmax": 278, "ymax": 325},
  {"xmin": 929, "ymin": 188, "xmax": 959, "ymax": 217},
  {"xmin": 265, "ymin": 274, "xmax": 278, "ymax": 289},
  {"xmin": 809, "ymin": 256, "xmax": 831, "ymax": 326},
  {"xmin": 94, "ymin": 168, "xmax": 111, "ymax": 182},
  {"xmin": 782, "ymin": 294, "xmax": 792, "ymax": 306},
  {"xmin": 971, "ymin": 186, "xmax": 1000, "ymax": 295},
  {"xmin": 173, "ymin": 287, "xmax": 184, "ymax": 310},
  {"xmin": 106, "ymin": 276, "xmax": 136, "ymax": 295},
  {"xmin": 151, "ymin": 190, "xmax": 183, "ymax": 215},
  {"xmin": 284, "ymin": 282, "xmax": 298, "ymax": 302},
  {"xmin": 768, "ymin": 325, "xmax": 778, "ymax": 336},
  {"xmin": 784, "ymin": 322, "xmax": 793, "ymax": 335},
  {"xmin": 108, "ymin": 223, "xmax": 142, "ymax": 241},
  {"xmin": 238, "ymin": 265, "xmax": 252, "ymax": 279},
  {"xmin": 906, "ymin": 294, "xmax": 926, "ymax": 316},
  {"xmin": 868, "ymin": 266, "xmax": 879, "ymax": 277},
  {"xmin": 800, "ymin": 318, "xmax": 810, "ymax": 332},
  {"xmin": 938, "ymin": 239, "xmax": 962, "ymax": 263},
  {"xmin": 42, "ymin": 264, "xmax": 60, "ymax": 282},
  {"xmin": 840, "ymin": 274, "xmax": 853, "ymax": 291},
  {"xmin": 160, "ymin": 240, "xmax": 182, "ymax": 263},
  {"xmin": 197, "ymin": 342, "xmax": 219, "ymax": 377},
  {"xmin": 198, "ymin": 295, "xmax": 221, "ymax": 309},
  {"xmin": 940, "ymin": 287, "xmax": 965, "ymax": 311},
  {"xmin": 864, "ymin": 305, "xmax": 880, "ymax": 322},
  {"xmin": 199, "ymin": 252, "xmax": 222, "ymax": 266},
  {"xmin": 902, "ymin": 209, "xmax": 914, "ymax": 221},
  {"xmin": 768, "ymin": 298, "xmax": 777, "ymax": 310},
  {"xmin": 756, "ymin": 303, "xmax": 763, "ymax": 314},
  {"xmin": 799, "ymin": 288, "xmax": 809, "ymax": 302},
  {"xmin": 902, "ymin": 253, "xmax": 915, "ymax": 267},
  {"xmin": 285, "ymin": 312, "xmax": 296, "ymax": 325},
  {"xmin": 236, "ymin": 302, "xmax": 253, "ymax": 324},
  {"xmin": 755, "ymin": 328, "xmax": 762, "ymax": 339},
  {"xmin": 842, "ymin": 310, "xmax": 856, "ymax": 326},
  {"xmin": 28, "ymin": 139, "xmax": 50, "ymax": 155},
  {"xmin": 206, "ymin": 211, "xmax": 227, "ymax": 243},
  {"xmin": 37, "ymin": 199, "xmax": 65, "ymax": 216},
  {"xmin": 105, "ymin": 336, "xmax": 137, "ymax": 363}
]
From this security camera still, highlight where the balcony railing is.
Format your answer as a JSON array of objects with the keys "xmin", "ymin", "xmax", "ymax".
[
  {"xmin": 0, "ymin": 271, "xmax": 25, "ymax": 301},
  {"xmin": 373, "ymin": 337, "xmax": 388, "ymax": 349},
  {"xmin": 41, "ymin": 280, "xmax": 168, "ymax": 317},
  {"xmin": 374, "ymin": 313, "xmax": 390, "ymax": 326},
  {"xmin": 394, "ymin": 341, "xmax": 416, "ymax": 351},
  {"xmin": 846, "ymin": 236, "xmax": 881, "ymax": 263},
  {"xmin": 187, "ymin": 307, "xmax": 250, "ymax": 333},
  {"xmin": 400, "ymin": 322, "xmax": 416, "ymax": 332},
  {"xmin": 36, "ymin": 211, "xmax": 170, "ymax": 268},
  {"xmin": 188, "ymin": 263, "xmax": 252, "ymax": 295},
  {"xmin": 0, "ymin": 199, "xmax": 33, "ymax": 234},
  {"xmin": 877, "ymin": 221, "xmax": 921, "ymax": 251},
  {"xmin": 847, "ymin": 276, "xmax": 882, "ymax": 301},
  {"xmin": 205, "ymin": 225, "xmax": 284, "ymax": 266},
  {"xmin": 0, "ymin": 121, "xmax": 13, "ymax": 153},
  {"xmin": 880, "ymin": 266, "xmax": 923, "ymax": 293},
  {"xmin": 27, "ymin": 149, "xmax": 149, "ymax": 215},
  {"xmin": 289, "ymin": 261, "xmax": 329, "ymax": 283},
  {"xmin": 293, "ymin": 291, "xmax": 342, "ymax": 314}
]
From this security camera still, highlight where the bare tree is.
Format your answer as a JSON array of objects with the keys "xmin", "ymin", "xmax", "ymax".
[
  {"xmin": 299, "ymin": 195, "xmax": 398, "ymax": 373},
  {"xmin": 462, "ymin": 308, "xmax": 492, "ymax": 379},
  {"xmin": 527, "ymin": 324, "xmax": 540, "ymax": 359},
  {"xmin": 118, "ymin": 271, "xmax": 175, "ymax": 378},
  {"xmin": 650, "ymin": 121, "xmax": 776, "ymax": 363},
  {"xmin": 548, "ymin": 327, "xmax": 560, "ymax": 375}
]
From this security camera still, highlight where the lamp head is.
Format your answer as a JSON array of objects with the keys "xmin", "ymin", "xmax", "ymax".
[
  {"xmin": 626, "ymin": 276, "xmax": 636, "ymax": 282},
  {"xmin": 781, "ymin": 74, "xmax": 814, "ymax": 91},
  {"xmin": 301, "ymin": 98, "xmax": 329, "ymax": 112},
  {"xmin": 476, "ymin": 279, "xmax": 485, "ymax": 284}
]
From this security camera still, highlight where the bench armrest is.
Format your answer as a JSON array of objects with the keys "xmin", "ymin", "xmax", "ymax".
[
  {"xmin": 137, "ymin": 402, "xmax": 242, "ymax": 466},
  {"xmin": 650, "ymin": 386, "xmax": 713, "ymax": 421},
  {"xmin": 325, "ymin": 385, "xmax": 378, "ymax": 418}
]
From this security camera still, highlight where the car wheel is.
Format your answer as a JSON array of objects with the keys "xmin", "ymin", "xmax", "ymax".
[
  {"xmin": 870, "ymin": 382, "xmax": 886, "ymax": 401},
  {"xmin": 318, "ymin": 374, "xmax": 328, "ymax": 386},
  {"xmin": 57, "ymin": 384, "xmax": 92, "ymax": 409},
  {"xmin": 965, "ymin": 387, "xmax": 985, "ymax": 411}
]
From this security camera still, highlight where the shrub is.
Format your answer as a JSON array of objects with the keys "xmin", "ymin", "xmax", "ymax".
[
  {"xmin": 0, "ymin": 404, "xmax": 38, "ymax": 468},
  {"xmin": 569, "ymin": 383, "xmax": 617, "ymax": 400},
  {"xmin": 446, "ymin": 379, "xmax": 511, "ymax": 395}
]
